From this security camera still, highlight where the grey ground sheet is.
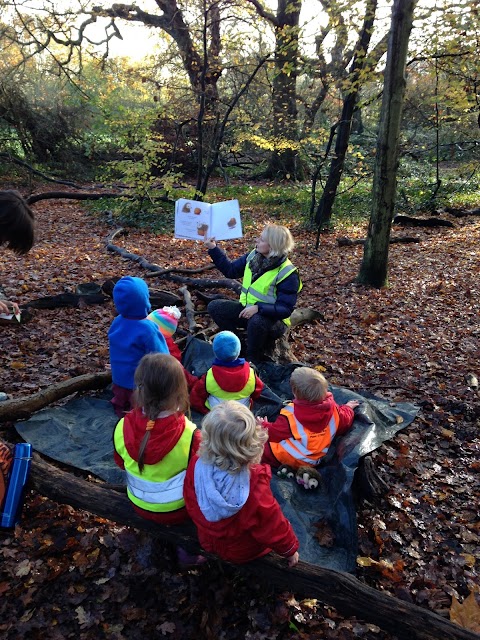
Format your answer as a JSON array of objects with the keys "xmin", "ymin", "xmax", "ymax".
[{"xmin": 16, "ymin": 337, "xmax": 419, "ymax": 572}]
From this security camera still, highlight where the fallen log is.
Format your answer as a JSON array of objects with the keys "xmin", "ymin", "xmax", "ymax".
[
  {"xmin": 23, "ymin": 453, "xmax": 478, "ymax": 640},
  {"xmin": 444, "ymin": 206, "xmax": 480, "ymax": 218},
  {"xmin": 24, "ymin": 292, "xmax": 108, "ymax": 310},
  {"xmin": 290, "ymin": 308, "xmax": 323, "ymax": 328},
  {"xmin": 194, "ymin": 291, "xmax": 232, "ymax": 304},
  {"xmin": 178, "ymin": 286, "xmax": 200, "ymax": 333},
  {"xmin": 27, "ymin": 191, "xmax": 132, "ymax": 205},
  {"xmin": 0, "ymin": 371, "xmax": 112, "ymax": 423},
  {"xmin": 106, "ymin": 231, "xmax": 241, "ymax": 293},
  {"xmin": 393, "ymin": 215, "xmax": 454, "ymax": 228},
  {"xmin": 101, "ymin": 278, "xmax": 183, "ymax": 308},
  {"xmin": 146, "ymin": 265, "xmax": 217, "ymax": 277},
  {"xmin": 337, "ymin": 236, "xmax": 420, "ymax": 246}
]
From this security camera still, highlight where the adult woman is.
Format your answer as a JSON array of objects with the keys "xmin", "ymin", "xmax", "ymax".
[
  {"xmin": 0, "ymin": 190, "xmax": 35, "ymax": 316},
  {"xmin": 204, "ymin": 224, "xmax": 302, "ymax": 363}
]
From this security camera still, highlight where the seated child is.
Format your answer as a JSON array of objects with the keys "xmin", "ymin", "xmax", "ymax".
[
  {"xmin": 189, "ymin": 331, "xmax": 264, "ymax": 414},
  {"xmin": 113, "ymin": 353, "xmax": 201, "ymax": 525},
  {"xmin": 183, "ymin": 401, "xmax": 299, "ymax": 566},
  {"xmin": 147, "ymin": 305, "xmax": 198, "ymax": 389},
  {"xmin": 261, "ymin": 367, "xmax": 359, "ymax": 469},
  {"xmin": 108, "ymin": 276, "xmax": 168, "ymax": 417}
]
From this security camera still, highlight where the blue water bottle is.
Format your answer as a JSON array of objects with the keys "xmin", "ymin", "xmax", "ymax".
[{"xmin": 0, "ymin": 443, "xmax": 32, "ymax": 528}]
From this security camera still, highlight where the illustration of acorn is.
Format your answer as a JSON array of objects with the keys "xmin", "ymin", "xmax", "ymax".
[
  {"xmin": 227, "ymin": 217, "xmax": 237, "ymax": 228},
  {"xmin": 194, "ymin": 207, "xmax": 202, "ymax": 215},
  {"xmin": 197, "ymin": 223, "xmax": 209, "ymax": 236},
  {"xmin": 182, "ymin": 202, "xmax": 191, "ymax": 213}
]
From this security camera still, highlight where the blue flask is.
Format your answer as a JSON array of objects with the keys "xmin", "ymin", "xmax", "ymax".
[{"xmin": 0, "ymin": 443, "xmax": 32, "ymax": 528}]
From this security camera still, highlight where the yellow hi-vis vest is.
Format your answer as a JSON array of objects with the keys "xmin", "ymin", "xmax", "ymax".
[
  {"xmin": 114, "ymin": 417, "xmax": 196, "ymax": 513},
  {"xmin": 269, "ymin": 404, "xmax": 339, "ymax": 470},
  {"xmin": 205, "ymin": 367, "xmax": 256, "ymax": 410},
  {"xmin": 239, "ymin": 251, "xmax": 302, "ymax": 326}
]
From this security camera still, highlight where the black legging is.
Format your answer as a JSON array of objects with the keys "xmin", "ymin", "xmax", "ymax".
[{"xmin": 207, "ymin": 299, "xmax": 286, "ymax": 362}]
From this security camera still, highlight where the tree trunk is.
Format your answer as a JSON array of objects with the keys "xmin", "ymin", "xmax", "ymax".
[
  {"xmin": 357, "ymin": 0, "xmax": 417, "ymax": 287},
  {"xmin": 315, "ymin": 0, "xmax": 378, "ymax": 227},
  {"xmin": 267, "ymin": 0, "xmax": 302, "ymax": 179}
]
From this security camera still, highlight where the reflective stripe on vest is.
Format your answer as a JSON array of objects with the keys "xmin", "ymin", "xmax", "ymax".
[
  {"xmin": 205, "ymin": 367, "xmax": 256, "ymax": 410},
  {"xmin": 126, "ymin": 468, "xmax": 186, "ymax": 505},
  {"xmin": 269, "ymin": 404, "xmax": 339, "ymax": 468},
  {"xmin": 114, "ymin": 417, "xmax": 196, "ymax": 513},
  {"xmin": 239, "ymin": 251, "xmax": 301, "ymax": 326}
]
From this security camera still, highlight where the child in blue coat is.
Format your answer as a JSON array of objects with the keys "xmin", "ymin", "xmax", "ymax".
[{"xmin": 108, "ymin": 276, "xmax": 168, "ymax": 417}]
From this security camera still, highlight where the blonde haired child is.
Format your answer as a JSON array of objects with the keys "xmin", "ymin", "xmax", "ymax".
[
  {"xmin": 183, "ymin": 401, "xmax": 299, "ymax": 566},
  {"xmin": 113, "ymin": 353, "xmax": 200, "ymax": 525},
  {"xmin": 262, "ymin": 366, "xmax": 359, "ymax": 469}
]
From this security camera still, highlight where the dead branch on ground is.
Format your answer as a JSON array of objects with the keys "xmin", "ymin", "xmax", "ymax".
[
  {"xmin": 337, "ymin": 236, "xmax": 420, "ymax": 246},
  {"xmin": 178, "ymin": 286, "xmax": 200, "ymax": 333},
  {"xmin": 0, "ymin": 372, "xmax": 112, "ymax": 423}
]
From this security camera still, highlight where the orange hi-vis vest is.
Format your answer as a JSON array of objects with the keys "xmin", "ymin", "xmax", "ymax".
[{"xmin": 269, "ymin": 404, "xmax": 339, "ymax": 469}]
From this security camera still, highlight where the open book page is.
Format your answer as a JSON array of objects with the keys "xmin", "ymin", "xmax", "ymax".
[
  {"xmin": 210, "ymin": 200, "xmax": 242, "ymax": 240},
  {"xmin": 174, "ymin": 198, "xmax": 243, "ymax": 241},
  {"xmin": 174, "ymin": 199, "xmax": 211, "ymax": 240}
]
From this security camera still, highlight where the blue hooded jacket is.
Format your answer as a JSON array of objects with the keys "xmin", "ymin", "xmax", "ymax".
[{"xmin": 108, "ymin": 276, "xmax": 168, "ymax": 389}]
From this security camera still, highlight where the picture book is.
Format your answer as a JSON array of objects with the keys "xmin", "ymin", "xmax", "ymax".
[{"xmin": 174, "ymin": 198, "xmax": 243, "ymax": 241}]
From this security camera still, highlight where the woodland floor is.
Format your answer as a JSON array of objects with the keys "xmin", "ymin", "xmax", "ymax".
[{"xmin": 0, "ymin": 183, "xmax": 479, "ymax": 639}]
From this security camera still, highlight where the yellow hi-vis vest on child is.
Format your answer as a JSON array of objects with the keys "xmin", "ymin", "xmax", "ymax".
[
  {"xmin": 205, "ymin": 367, "xmax": 256, "ymax": 409},
  {"xmin": 114, "ymin": 418, "xmax": 196, "ymax": 513},
  {"xmin": 239, "ymin": 251, "xmax": 302, "ymax": 326},
  {"xmin": 269, "ymin": 404, "xmax": 339, "ymax": 469}
]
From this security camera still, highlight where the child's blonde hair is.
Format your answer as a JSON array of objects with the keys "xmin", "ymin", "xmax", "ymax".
[
  {"xmin": 262, "ymin": 224, "xmax": 295, "ymax": 257},
  {"xmin": 133, "ymin": 353, "xmax": 189, "ymax": 472},
  {"xmin": 199, "ymin": 401, "xmax": 267, "ymax": 474},
  {"xmin": 290, "ymin": 367, "xmax": 328, "ymax": 403}
]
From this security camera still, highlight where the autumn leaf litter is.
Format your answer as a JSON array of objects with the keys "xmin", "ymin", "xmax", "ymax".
[{"xmin": 0, "ymin": 192, "xmax": 479, "ymax": 638}]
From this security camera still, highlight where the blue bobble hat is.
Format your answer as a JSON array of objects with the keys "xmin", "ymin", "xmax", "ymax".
[{"xmin": 213, "ymin": 331, "xmax": 241, "ymax": 362}]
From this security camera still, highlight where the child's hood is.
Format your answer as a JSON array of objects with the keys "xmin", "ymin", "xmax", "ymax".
[
  {"xmin": 211, "ymin": 361, "xmax": 252, "ymax": 392},
  {"xmin": 123, "ymin": 409, "xmax": 185, "ymax": 463},
  {"xmin": 292, "ymin": 392, "xmax": 336, "ymax": 430},
  {"xmin": 193, "ymin": 458, "xmax": 250, "ymax": 522},
  {"xmin": 113, "ymin": 276, "xmax": 151, "ymax": 319}
]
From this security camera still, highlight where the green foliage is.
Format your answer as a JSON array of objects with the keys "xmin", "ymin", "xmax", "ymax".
[
  {"xmin": 89, "ymin": 160, "xmax": 479, "ymax": 236},
  {"xmin": 88, "ymin": 196, "xmax": 175, "ymax": 234},
  {"xmin": 398, "ymin": 158, "xmax": 480, "ymax": 213}
]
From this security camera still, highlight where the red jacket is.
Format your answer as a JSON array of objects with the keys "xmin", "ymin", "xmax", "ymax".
[
  {"xmin": 262, "ymin": 393, "xmax": 354, "ymax": 467},
  {"xmin": 164, "ymin": 335, "xmax": 198, "ymax": 390},
  {"xmin": 189, "ymin": 361, "xmax": 264, "ymax": 414},
  {"xmin": 114, "ymin": 407, "xmax": 201, "ymax": 524},
  {"xmin": 183, "ymin": 456, "xmax": 299, "ymax": 563}
]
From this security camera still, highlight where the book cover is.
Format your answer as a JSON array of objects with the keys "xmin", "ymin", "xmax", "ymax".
[{"xmin": 174, "ymin": 198, "xmax": 243, "ymax": 241}]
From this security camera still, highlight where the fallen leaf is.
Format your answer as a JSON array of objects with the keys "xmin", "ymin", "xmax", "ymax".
[{"xmin": 450, "ymin": 592, "xmax": 480, "ymax": 632}]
